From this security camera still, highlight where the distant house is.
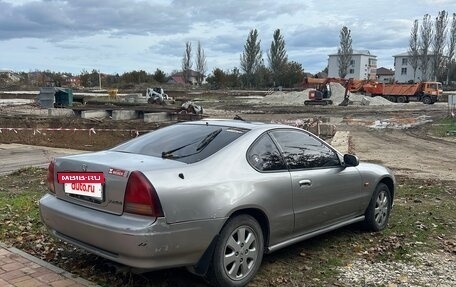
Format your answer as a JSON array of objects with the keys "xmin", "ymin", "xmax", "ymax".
[
  {"xmin": 167, "ymin": 70, "xmax": 205, "ymax": 85},
  {"xmin": 392, "ymin": 52, "xmax": 445, "ymax": 83},
  {"xmin": 328, "ymin": 50, "xmax": 377, "ymax": 80},
  {"xmin": 376, "ymin": 67, "xmax": 394, "ymax": 83},
  {"xmin": 64, "ymin": 76, "xmax": 81, "ymax": 88}
]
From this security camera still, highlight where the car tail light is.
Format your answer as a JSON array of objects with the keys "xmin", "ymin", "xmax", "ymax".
[
  {"xmin": 124, "ymin": 171, "xmax": 164, "ymax": 217},
  {"xmin": 47, "ymin": 161, "xmax": 55, "ymax": 193}
]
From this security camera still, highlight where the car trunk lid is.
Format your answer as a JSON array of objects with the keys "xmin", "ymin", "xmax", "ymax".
[{"xmin": 53, "ymin": 150, "xmax": 185, "ymax": 215}]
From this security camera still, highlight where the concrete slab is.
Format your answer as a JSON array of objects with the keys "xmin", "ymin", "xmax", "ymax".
[
  {"xmin": 48, "ymin": 108, "xmax": 75, "ymax": 117},
  {"xmin": 0, "ymin": 99, "xmax": 35, "ymax": 106},
  {"xmin": 330, "ymin": 131, "xmax": 350, "ymax": 154},
  {"xmin": 0, "ymin": 143, "xmax": 86, "ymax": 176},
  {"xmin": 112, "ymin": 110, "xmax": 138, "ymax": 120},
  {"xmin": 308, "ymin": 123, "xmax": 336, "ymax": 137},
  {"xmin": 144, "ymin": 112, "xmax": 169, "ymax": 123},
  {"xmin": 81, "ymin": 110, "xmax": 109, "ymax": 119}
]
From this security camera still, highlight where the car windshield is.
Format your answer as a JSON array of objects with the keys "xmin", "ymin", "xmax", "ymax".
[{"xmin": 112, "ymin": 123, "xmax": 249, "ymax": 163}]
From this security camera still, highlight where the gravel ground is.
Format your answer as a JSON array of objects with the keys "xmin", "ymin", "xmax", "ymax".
[{"xmin": 337, "ymin": 252, "xmax": 455, "ymax": 287}]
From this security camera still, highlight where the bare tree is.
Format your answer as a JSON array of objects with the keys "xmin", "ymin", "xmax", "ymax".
[
  {"xmin": 182, "ymin": 41, "xmax": 192, "ymax": 84},
  {"xmin": 408, "ymin": 19, "xmax": 420, "ymax": 82},
  {"xmin": 267, "ymin": 29, "xmax": 288, "ymax": 86},
  {"xmin": 196, "ymin": 41, "xmax": 207, "ymax": 86},
  {"xmin": 447, "ymin": 13, "xmax": 456, "ymax": 84},
  {"xmin": 432, "ymin": 10, "xmax": 448, "ymax": 81},
  {"xmin": 240, "ymin": 29, "xmax": 263, "ymax": 87},
  {"xmin": 337, "ymin": 26, "xmax": 353, "ymax": 78},
  {"xmin": 419, "ymin": 14, "xmax": 433, "ymax": 81}
]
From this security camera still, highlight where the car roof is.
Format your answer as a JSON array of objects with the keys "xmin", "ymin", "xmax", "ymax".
[{"xmin": 179, "ymin": 118, "xmax": 291, "ymax": 131}]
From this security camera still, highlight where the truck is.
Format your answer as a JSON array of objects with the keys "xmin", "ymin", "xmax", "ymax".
[{"xmin": 362, "ymin": 81, "xmax": 442, "ymax": 104}]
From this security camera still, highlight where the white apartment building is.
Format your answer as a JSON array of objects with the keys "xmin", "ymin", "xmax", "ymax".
[
  {"xmin": 327, "ymin": 50, "xmax": 377, "ymax": 80},
  {"xmin": 393, "ymin": 52, "xmax": 438, "ymax": 83}
]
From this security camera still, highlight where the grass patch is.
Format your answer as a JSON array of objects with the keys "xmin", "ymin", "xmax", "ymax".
[
  {"xmin": 0, "ymin": 169, "xmax": 454, "ymax": 287},
  {"xmin": 431, "ymin": 116, "xmax": 456, "ymax": 137}
]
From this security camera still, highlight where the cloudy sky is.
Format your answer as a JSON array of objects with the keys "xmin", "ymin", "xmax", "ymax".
[{"xmin": 1, "ymin": 0, "xmax": 456, "ymax": 76}]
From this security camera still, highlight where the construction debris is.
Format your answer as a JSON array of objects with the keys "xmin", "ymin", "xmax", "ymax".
[{"xmin": 181, "ymin": 101, "xmax": 203, "ymax": 114}]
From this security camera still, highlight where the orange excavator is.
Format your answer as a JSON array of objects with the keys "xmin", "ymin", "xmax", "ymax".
[{"xmin": 302, "ymin": 77, "xmax": 355, "ymax": 106}]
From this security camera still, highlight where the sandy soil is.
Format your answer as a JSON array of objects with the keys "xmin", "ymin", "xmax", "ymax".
[{"xmin": 349, "ymin": 126, "xmax": 456, "ymax": 181}]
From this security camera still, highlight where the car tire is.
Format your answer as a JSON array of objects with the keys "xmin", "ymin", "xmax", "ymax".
[
  {"xmin": 363, "ymin": 183, "xmax": 392, "ymax": 232},
  {"xmin": 206, "ymin": 215, "xmax": 264, "ymax": 287}
]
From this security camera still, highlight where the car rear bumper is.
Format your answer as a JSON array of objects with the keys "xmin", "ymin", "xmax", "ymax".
[{"xmin": 39, "ymin": 194, "xmax": 225, "ymax": 269}]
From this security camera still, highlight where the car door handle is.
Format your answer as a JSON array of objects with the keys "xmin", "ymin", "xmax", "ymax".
[{"xmin": 298, "ymin": 179, "xmax": 312, "ymax": 188}]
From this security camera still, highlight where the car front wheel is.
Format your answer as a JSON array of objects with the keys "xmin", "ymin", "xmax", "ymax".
[
  {"xmin": 206, "ymin": 215, "xmax": 264, "ymax": 287},
  {"xmin": 364, "ymin": 183, "xmax": 392, "ymax": 231}
]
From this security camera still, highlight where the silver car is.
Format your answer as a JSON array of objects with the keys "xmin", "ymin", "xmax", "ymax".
[{"xmin": 40, "ymin": 119, "xmax": 395, "ymax": 287}]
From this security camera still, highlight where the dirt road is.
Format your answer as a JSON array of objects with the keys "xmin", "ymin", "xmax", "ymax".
[
  {"xmin": 0, "ymin": 143, "xmax": 84, "ymax": 175},
  {"xmin": 349, "ymin": 127, "xmax": 456, "ymax": 181}
]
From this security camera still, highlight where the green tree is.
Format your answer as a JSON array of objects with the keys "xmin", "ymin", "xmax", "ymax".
[
  {"xmin": 433, "ymin": 10, "xmax": 448, "ymax": 81},
  {"xmin": 182, "ymin": 41, "xmax": 192, "ymax": 84},
  {"xmin": 254, "ymin": 64, "xmax": 272, "ymax": 88},
  {"xmin": 227, "ymin": 68, "xmax": 241, "ymax": 88},
  {"xmin": 79, "ymin": 69, "xmax": 99, "ymax": 87},
  {"xmin": 153, "ymin": 68, "xmax": 167, "ymax": 83},
  {"xmin": 240, "ymin": 29, "xmax": 263, "ymax": 87},
  {"xmin": 420, "ymin": 14, "xmax": 433, "ymax": 81},
  {"xmin": 267, "ymin": 29, "xmax": 288, "ymax": 86},
  {"xmin": 338, "ymin": 26, "xmax": 353, "ymax": 78},
  {"xmin": 206, "ymin": 68, "xmax": 227, "ymax": 89},
  {"xmin": 447, "ymin": 13, "xmax": 456, "ymax": 84},
  {"xmin": 282, "ymin": 61, "xmax": 304, "ymax": 88},
  {"xmin": 408, "ymin": 19, "xmax": 420, "ymax": 82},
  {"xmin": 120, "ymin": 70, "xmax": 152, "ymax": 84},
  {"xmin": 196, "ymin": 41, "xmax": 207, "ymax": 86}
]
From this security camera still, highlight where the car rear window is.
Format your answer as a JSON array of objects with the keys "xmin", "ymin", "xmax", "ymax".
[{"xmin": 112, "ymin": 124, "xmax": 249, "ymax": 163}]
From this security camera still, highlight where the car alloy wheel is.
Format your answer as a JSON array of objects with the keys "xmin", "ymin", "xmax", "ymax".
[
  {"xmin": 374, "ymin": 190, "xmax": 389, "ymax": 226},
  {"xmin": 223, "ymin": 225, "xmax": 259, "ymax": 280},
  {"xmin": 364, "ymin": 183, "xmax": 391, "ymax": 231},
  {"xmin": 206, "ymin": 215, "xmax": 264, "ymax": 287}
]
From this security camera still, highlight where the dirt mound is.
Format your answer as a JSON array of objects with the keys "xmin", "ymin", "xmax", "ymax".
[
  {"xmin": 261, "ymin": 90, "xmax": 310, "ymax": 105},
  {"xmin": 330, "ymin": 83, "xmax": 395, "ymax": 106},
  {"xmin": 261, "ymin": 83, "xmax": 394, "ymax": 106}
]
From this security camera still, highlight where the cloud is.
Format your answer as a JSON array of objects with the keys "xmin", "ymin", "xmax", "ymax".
[{"xmin": 2, "ymin": 0, "xmax": 456, "ymax": 74}]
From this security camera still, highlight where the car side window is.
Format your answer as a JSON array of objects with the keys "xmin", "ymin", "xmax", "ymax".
[
  {"xmin": 247, "ymin": 134, "xmax": 287, "ymax": 172},
  {"xmin": 270, "ymin": 130, "xmax": 340, "ymax": 170}
]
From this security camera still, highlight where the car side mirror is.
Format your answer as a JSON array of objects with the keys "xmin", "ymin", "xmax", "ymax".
[{"xmin": 343, "ymin": 154, "xmax": 359, "ymax": 167}]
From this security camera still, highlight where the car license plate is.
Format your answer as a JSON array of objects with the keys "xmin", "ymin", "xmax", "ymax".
[{"xmin": 64, "ymin": 183, "xmax": 103, "ymax": 200}]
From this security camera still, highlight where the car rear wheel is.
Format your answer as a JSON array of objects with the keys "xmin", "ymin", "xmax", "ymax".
[
  {"xmin": 364, "ymin": 183, "xmax": 391, "ymax": 231},
  {"xmin": 206, "ymin": 215, "xmax": 264, "ymax": 287}
]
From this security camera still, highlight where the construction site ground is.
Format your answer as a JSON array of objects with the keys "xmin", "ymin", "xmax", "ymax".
[{"xmin": 0, "ymin": 90, "xmax": 455, "ymax": 180}]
